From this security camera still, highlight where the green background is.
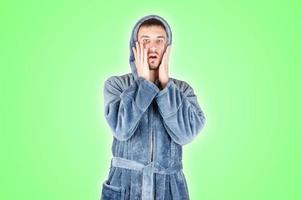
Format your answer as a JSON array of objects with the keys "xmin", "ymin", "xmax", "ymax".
[{"xmin": 1, "ymin": 0, "xmax": 301, "ymax": 199}]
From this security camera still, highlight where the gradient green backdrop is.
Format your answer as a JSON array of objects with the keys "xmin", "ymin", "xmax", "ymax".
[{"xmin": 1, "ymin": 0, "xmax": 301, "ymax": 199}]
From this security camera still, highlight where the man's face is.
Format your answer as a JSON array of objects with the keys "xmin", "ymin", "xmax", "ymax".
[{"xmin": 137, "ymin": 25, "xmax": 168, "ymax": 70}]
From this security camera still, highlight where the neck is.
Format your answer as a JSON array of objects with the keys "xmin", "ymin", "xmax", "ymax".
[{"xmin": 149, "ymin": 69, "xmax": 159, "ymax": 83}]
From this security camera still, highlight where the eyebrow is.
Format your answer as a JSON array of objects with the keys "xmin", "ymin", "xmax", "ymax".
[{"xmin": 140, "ymin": 35, "xmax": 166, "ymax": 39}]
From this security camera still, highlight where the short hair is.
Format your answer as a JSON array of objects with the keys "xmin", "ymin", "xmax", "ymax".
[{"xmin": 139, "ymin": 18, "xmax": 166, "ymax": 32}]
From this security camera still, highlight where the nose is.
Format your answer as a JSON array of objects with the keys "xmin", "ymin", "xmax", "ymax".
[
  {"xmin": 144, "ymin": 40, "xmax": 161, "ymax": 52},
  {"xmin": 150, "ymin": 47, "xmax": 156, "ymax": 52}
]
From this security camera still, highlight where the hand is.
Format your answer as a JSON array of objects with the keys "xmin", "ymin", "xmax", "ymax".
[
  {"xmin": 158, "ymin": 45, "xmax": 171, "ymax": 89},
  {"xmin": 132, "ymin": 41, "xmax": 150, "ymax": 81}
]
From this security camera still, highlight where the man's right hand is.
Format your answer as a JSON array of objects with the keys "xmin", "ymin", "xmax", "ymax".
[{"xmin": 132, "ymin": 41, "xmax": 150, "ymax": 81}]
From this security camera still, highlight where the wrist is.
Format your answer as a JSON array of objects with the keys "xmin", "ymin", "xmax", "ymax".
[{"xmin": 160, "ymin": 82, "xmax": 168, "ymax": 90}]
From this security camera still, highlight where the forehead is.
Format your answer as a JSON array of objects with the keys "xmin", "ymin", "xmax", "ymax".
[{"xmin": 137, "ymin": 25, "xmax": 167, "ymax": 39}]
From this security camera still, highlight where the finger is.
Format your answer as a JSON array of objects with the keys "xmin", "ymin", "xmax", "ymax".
[
  {"xmin": 166, "ymin": 45, "xmax": 171, "ymax": 58},
  {"xmin": 160, "ymin": 55, "xmax": 168, "ymax": 72},
  {"xmin": 133, "ymin": 47, "xmax": 139, "ymax": 72},
  {"xmin": 135, "ymin": 42, "xmax": 140, "ymax": 71},
  {"xmin": 161, "ymin": 50, "xmax": 167, "ymax": 65},
  {"xmin": 139, "ymin": 41, "xmax": 143, "ymax": 63},
  {"xmin": 132, "ymin": 46, "xmax": 137, "ymax": 61},
  {"xmin": 165, "ymin": 45, "xmax": 171, "ymax": 68},
  {"xmin": 143, "ymin": 48, "xmax": 147, "ymax": 66},
  {"xmin": 136, "ymin": 41, "xmax": 139, "ymax": 61}
]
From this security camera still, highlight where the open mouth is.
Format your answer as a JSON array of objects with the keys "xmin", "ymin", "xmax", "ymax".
[{"xmin": 148, "ymin": 55, "xmax": 158, "ymax": 60}]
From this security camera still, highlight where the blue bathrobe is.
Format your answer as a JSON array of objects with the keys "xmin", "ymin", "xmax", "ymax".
[{"xmin": 101, "ymin": 14, "xmax": 206, "ymax": 200}]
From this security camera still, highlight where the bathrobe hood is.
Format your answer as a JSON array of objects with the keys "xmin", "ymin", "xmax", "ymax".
[
  {"xmin": 101, "ymin": 14, "xmax": 206, "ymax": 200},
  {"xmin": 129, "ymin": 14, "xmax": 173, "ymax": 79}
]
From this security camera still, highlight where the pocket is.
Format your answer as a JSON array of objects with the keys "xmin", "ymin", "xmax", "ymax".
[{"xmin": 101, "ymin": 180, "xmax": 124, "ymax": 200}]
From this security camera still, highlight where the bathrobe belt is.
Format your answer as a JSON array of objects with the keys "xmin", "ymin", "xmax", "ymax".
[{"xmin": 111, "ymin": 157, "xmax": 183, "ymax": 200}]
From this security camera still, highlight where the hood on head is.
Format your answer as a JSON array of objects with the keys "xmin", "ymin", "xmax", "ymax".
[{"xmin": 129, "ymin": 14, "xmax": 173, "ymax": 79}]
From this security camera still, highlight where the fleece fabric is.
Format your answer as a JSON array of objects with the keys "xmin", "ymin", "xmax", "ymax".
[{"xmin": 100, "ymin": 14, "xmax": 206, "ymax": 200}]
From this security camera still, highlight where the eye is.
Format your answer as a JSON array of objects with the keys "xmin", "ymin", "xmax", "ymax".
[
  {"xmin": 156, "ymin": 39, "xmax": 164, "ymax": 44},
  {"xmin": 143, "ymin": 39, "xmax": 150, "ymax": 44}
]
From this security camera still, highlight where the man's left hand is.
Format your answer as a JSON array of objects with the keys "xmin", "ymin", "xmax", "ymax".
[{"xmin": 158, "ymin": 45, "xmax": 171, "ymax": 89}]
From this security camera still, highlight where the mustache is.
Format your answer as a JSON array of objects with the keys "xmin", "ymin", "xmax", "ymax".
[{"xmin": 148, "ymin": 53, "xmax": 159, "ymax": 58}]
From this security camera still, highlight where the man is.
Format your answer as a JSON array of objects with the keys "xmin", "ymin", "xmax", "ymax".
[{"xmin": 101, "ymin": 14, "xmax": 206, "ymax": 200}]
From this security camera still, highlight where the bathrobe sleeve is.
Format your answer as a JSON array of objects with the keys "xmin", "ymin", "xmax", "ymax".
[
  {"xmin": 104, "ymin": 76, "xmax": 159, "ymax": 141},
  {"xmin": 155, "ymin": 79, "xmax": 206, "ymax": 145}
]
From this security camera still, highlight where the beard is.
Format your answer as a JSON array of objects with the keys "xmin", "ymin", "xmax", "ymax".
[
  {"xmin": 149, "ymin": 64, "xmax": 159, "ymax": 70},
  {"xmin": 148, "ymin": 58, "xmax": 162, "ymax": 70}
]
